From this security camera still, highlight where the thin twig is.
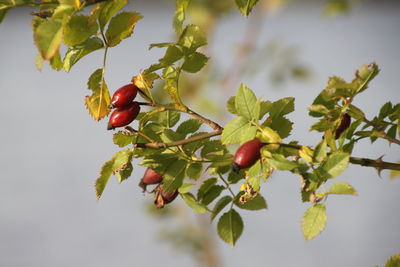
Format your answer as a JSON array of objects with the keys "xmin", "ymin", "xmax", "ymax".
[
  {"xmin": 135, "ymin": 130, "xmax": 222, "ymax": 149},
  {"xmin": 136, "ymin": 102, "xmax": 223, "ymax": 131}
]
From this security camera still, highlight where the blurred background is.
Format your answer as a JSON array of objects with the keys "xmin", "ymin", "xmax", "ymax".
[{"xmin": 0, "ymin": 0, "xmax": 399, "ymax": 266}]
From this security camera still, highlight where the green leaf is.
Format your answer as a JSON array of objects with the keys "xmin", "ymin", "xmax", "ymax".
[
  {"xmin": 227, "ymin": 96, "xmax": 239, "ymax": 115},
  {"xmin": 163, "ymin": 66, "xmax": 185, "ymax": 108},
  {"xmin": 173, "ymin": 0, "xmax": 189, "ymax": 35},
  {"xmin": 309, "ymin": 93, "xmax": 336, "ymax": 118},
  {"xmin": 64, "ymin": 15, "xmax": 98, "ymax": 46},
  {"xmin": 379, "ymin": 102, "xmax": 393, "ymax": 119},
  {"xmin": 52, "ymin": 2, "xmax": 76, "ymax": 19},
  {"xmin": 49, "ymin": 50, "xmax": 63, "ymax": 71},
  {"xmin": 217, "ymin": 209, "xmax": 244, "ymax": 246},
  {"xmin": 385, "ymin": 253, "xmax": 400, "ymax": 267},
  {"xmin": 85, "ymin": 68, "xmax": 111, "ymax": 121},
  {"xmin": 159, "ymin": 45, "xmax": 184, "ymax": 65},
  {"xmin": 95, "ymin": 160, "xmax": 113, "ymax": 200},
  {"xmin": 221, "ymin": 117, "xmax": 254, "ymax": 145},
  {"xmin": 161, "ymin": 129, "xmax": 185, "ymax": 143},
  {"xmin": 105, "ymin": 12, "xmax": 142, "ymax": 47},
  {"xmin": 228, "ymin": 171, "xmax": 244, "ymax": 184},
  {"xmin": 328, "ymin": 182, "xmax": 357, "ymax": 195},
  {"xmin": 347, "ymin": 104, "xmax": 365, "ymax": 120},
  {"xmin": 181, "ymin": 193, "xmax": 208, "ymax": 213},
  {"xmin": 234, "ymin": 0, "xmax": 260, "ymax": 16},
  {"xmin": 201, "ymin": 140, "xmax": 226, "ymax": 157},
  {"xmin": 269, "ymin": 117, "xmax": 293, "ymax": 138},
  {"xmin": 258, "ymin": 125, "xmax": 282, "ymax": 144},
  {"xmin": 182, "ymin": 132, "xmax": 210, "ymax": 154},
  {"xmin": 268, "ymin": 154, "xmax": 298, "ymax": 170},
  {"xmin": 34, "ymin": 19, "xmax": 63, "ymax": 60},
  {"xmin": 299, "ymin": 146, "xmax": 313, "ymax": 163},
  {"xmin": 186, "ymin": 162, "xmax": 203, "ymax": 180},
  {"xmin": 302, "ymin": 203, "xmax": 327, "ymax": 240},
  {"xmin": 313, "ymin": 140, "xmax": 327, "ymax": 163},
  {"xmin": 211, "ymin": 196, "xmax": 233, "ymax": 221},
  {"xmin": 387, "ymin": 125, "xmax": 397, "ymax": 139},
  {"xmin": 318, "ymin": 152, "xmax": 349, "ymax": 179},
  {"xmin": 98, "ymin": 0, "xmax": 127, "ymax": 31},
  {"xmin": 63, "ymin": 37, "xmax": 104, "ymax": 72},
  {"xmin": 235, "ymin": 84, "xmax": 260, "ymax": 121},
  {"xmin": 308, "ymin": 104, "xmax": 330, "ymax": 117},
  {"xmin": 0, "ymin": 8, "xmax": 9, "ymax": 24},
  {"xmin": 259, "ymin": 101, "xmax": 272, "ymax": 120},
  {"xmin": 310, "ymin": 119, "xmax": 332, "ymax": 132},
  {"xmin": 201, "ymin": 185, "xmax": 225, "ymax": 205},
  {"xmin": 176, "ymin": 119, "xmax": 202, "ymax": 135},
  {"xmin": 115, "ymin": 161, "xmax": 133, "ymax": 183},
  {"xmin": 178, "ymin": 183, "xmax": 194, "ymax": 194},
  {"xmin": 149, "ymin": 42, "xmax": 175, "ymax": 49},
  {"xmin": 133, "ymin": 70, "xmax": 159, "ymax": 102},
  {"xmin": 197, "ymin": 178, "xmax": 218, "ymax": 200},
  {"xmin": 141, "ymin": 153, "xmax": 178, "ymax": 173},
  {"xmin": 235, "ymin": 194, "xmax": 267, "ymax": 210},
  {"xmin": 148, "ymin": 108, "xmax": 181, "ymax": 128},
  {"xmin": 182, "ymin": 52, "xmax": 208, "ymax": 73},
  {"xmin": 113, "ymin": 131, "xmax": 135, "ymax": 147},
  {"xmin": 95, "ymin": 150, "xmax": 133, "ymax": 199},
  {"xmin": 269, "ymin": 97, "xmax": 295, "ymax": 118},
  {"xmin": 163, "ymin": 160, "xmax": 187, "ymax": 192},
  {"xmin": 353, "ymin": 62, "xmax": 380, "ymax": 94},
  {"xmin": 178, "ymin": 24, "xmax": 207, "ymax": 52}
]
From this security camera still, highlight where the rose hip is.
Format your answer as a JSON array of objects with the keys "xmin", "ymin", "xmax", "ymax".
[
  {"xmin": 232, "ymin": 138, "xmax": 264, "ymax": 173},
  {"xmin": 107, "ymin": 102, "xmax": 140, "ymax": 130},
  {"xmin": 111, "ymin": 84, "xmax": 138, "ymax": 108}
]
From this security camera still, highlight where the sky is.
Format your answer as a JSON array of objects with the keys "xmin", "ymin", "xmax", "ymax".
[{"xmin": 0, "ymin": 1, "xmax": 399, "ymax": 267}]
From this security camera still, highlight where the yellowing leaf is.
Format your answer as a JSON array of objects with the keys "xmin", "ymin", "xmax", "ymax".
[
  {"xmin": 64, "ymin": 15, "xmax": 98, "ymax": 46},
  {"xmin": 105, "ymin": 12, "xmax": 142, "ymax": 47},
  {"xmin": 95, "ymin": 150, "xmax": 133, "ymax": 199},
  {"xmin": 132, "ymin": 71, "xmax": 159, "ymax": 102},
  {"xmin": 299, "ymin": 146, "xmax": 313, "ymax": 163},
  {"xmin": 235, "ymin": 0, "xmax": 260, "ymax": 16},
  {"xmin": 302, "ymin": 203, "xmax": 327, "ymax": 240},
  {"xmin": 34, "ymin": 19, "xmax": 63, "ymax": 60},
  {"xmin": 328, "ymin": 182, "xmax": 358, "ymax": 195},
  {"xmin": 85, "ymin": 68, "xmax": 111, "ymax": 121}
]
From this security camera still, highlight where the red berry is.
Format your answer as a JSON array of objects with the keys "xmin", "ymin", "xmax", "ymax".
[
  {"xmin": 335, "ymin": 113, "xmax": 351, "ymax": 139},
  {"xmin": 139, "ymin": 168, "xmax": 163, "ymax": 191},
  {"xmin": 232, "ymin": 138, "xmax": 264, "ymax": 173},
  {"xmin": 111, "ymin": 84, "xmax": 138, "ymax": 108},
  {"xmin": 154, "ymin": 184, "xmax": 178, "ymax": 208},
  {"xmin": 107, "ymin": 102, "xmax": 140, "ymax": 130}
]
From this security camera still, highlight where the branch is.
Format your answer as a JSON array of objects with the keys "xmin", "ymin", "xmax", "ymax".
[
  {"xmin": 137, "ymin": 102, "xmax": 223, "ymax": 131},
  {"xmin": 135, "ymin": 130, "xmax": 222, "ymax": 149},
  {"xmin": 349, "ymin": 156, "xmax": 400, "ymax": 171},
  {"xmin": 266, "ymin": 142, "xmax": 400, "ymax": 172}
]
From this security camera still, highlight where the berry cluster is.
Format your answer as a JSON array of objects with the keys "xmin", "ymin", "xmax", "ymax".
[{"xmin": 107, "ymin": 84, "xmax": 140, "ymax": 130}]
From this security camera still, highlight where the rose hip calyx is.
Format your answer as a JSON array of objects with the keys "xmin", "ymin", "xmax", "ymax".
[{"xmin": 154, "ymin": 184, "xmax": 178, "ymax": 208}]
